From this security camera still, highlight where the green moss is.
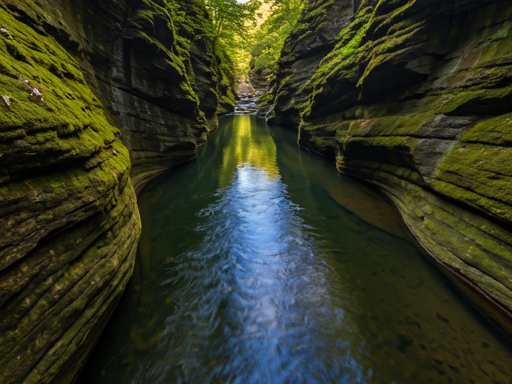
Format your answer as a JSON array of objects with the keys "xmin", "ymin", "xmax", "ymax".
[
  {"xmin": 256, "ymin": 92, "xmax": 273, "ymax": 107},
  {"xmin": 310, "ymin": 13, "xmax": 371, "ymax": 86},
  {"xmin": 0, "ymin": 5, "xmax": 146, "ymax": 382},
  {"xmin": 357, "ymin": 20, "xmax": 425, "ymax": 87},
  {"xmin": 0, "ymin": 10, "xmax": 130, "ymax": 191},
  {"xmin": 433, "ymin": 140, "xmax": 512, "ymax": 223},
  {"xmin": 460, "ymin": 113, "xmax": 512, "ymax": 145}
]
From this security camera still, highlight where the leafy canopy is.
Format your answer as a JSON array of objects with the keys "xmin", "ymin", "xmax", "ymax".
[
  {"xmin": 249, "ymin": 0, "xmax": 304, "ymax": 79},
  {"xmin": 197, "ymin": 0, "xmax": 304, "ymax": 78},
  {"xmin": 202, "ymin": 0, "xmax": 260, "ymax": 76}
]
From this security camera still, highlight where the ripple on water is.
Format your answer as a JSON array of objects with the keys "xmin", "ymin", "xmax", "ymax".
[
  {"xmin": 155, "ymin": 166, "xmax": 366, "ymax": 384},
  {"xmin": 77, "ymin": 116, "xmax": 512, "ymax": 384}
]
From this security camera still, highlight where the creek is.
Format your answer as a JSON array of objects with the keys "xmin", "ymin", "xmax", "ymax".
[{"xmin": 78, "ymin": 115, "xmax": 512, "ymax": 384}]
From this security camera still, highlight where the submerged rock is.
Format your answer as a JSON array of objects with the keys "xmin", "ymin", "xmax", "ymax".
[{"xmin": 270, "ymin": 0, "xmax": 512, "ymax": 338}]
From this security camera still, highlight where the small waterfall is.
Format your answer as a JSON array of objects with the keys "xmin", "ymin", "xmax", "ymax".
[
  {"xmin": 234, "ymin": 78, "xmax": 258, "ymax": 115},
  {"xmin": 234, "ymin": 95, "xmax": 258, "ymax": 115}
]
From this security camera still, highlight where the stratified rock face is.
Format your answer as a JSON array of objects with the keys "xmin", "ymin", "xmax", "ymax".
[
  {"xmin": 0, "ymin": 0, "xmax": 234, "ymax": 382},
  {"xmin": 267, "ymin": 0, "xmax": 354, "ymax": 128},
  {"xmin": 272, "ymin": 0, "xmax": 512, "ymax": 337},
  {"xmin": 78, "ymin": 0, "xmax": 236, "ymax": 192}
]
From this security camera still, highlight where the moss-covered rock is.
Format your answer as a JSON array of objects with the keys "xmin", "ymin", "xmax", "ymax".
[
  {"xmin": 70, "ymin": 0, "xmax": 235, "ymax": 193},
  {"xmin": 0, "ymin": 0, "xmax": 235, "ymax": 382},
  {"xmin": 267, "ymin": 0, "xmax": 355, "ymax": 129},
  {"xmin": 271, "ymin": 0, "xmax": 512, "ymax": 338}
]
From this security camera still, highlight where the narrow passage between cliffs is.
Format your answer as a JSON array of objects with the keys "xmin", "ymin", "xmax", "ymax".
[{"xmin": 78, "ymin": 115, "xmax": 512, "ymax": 384}]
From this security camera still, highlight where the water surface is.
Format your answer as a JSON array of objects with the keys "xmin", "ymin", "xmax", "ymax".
[{"xmin": 79, "ymin": 116, "xmax": 512, "ymax": 384}]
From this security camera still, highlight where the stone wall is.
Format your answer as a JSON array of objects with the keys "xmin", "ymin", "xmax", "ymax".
[
  {"xmin": 0, "ymin": 0, "xmax": 235, "ymax": 382},
  {"xmin": 270, "ymin": 0, "xmax": 512, "ymax": 338}
]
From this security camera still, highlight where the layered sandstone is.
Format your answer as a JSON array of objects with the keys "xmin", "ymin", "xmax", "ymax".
[
  {"xmin": 269, "ymin": 0, "xmax": 512, "ymax": 338},
  {"xmin": 0, "ymin": 0, "xmax": 234, "ymax": 382}
]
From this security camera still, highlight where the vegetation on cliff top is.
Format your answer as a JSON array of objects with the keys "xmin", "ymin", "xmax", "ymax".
[
  {"xmin": 202, "ymin": 0, "xmax": 260, "ymax": 77},
  {"xmin": 198, "ymin": 0, "xmax": 304, "ymax": 83},
  {"xmin": 248, "ymin": 0, "xmax": 304, "ymax": 84}
]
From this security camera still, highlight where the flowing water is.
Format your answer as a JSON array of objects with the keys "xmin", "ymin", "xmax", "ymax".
[{"xmin": 78, "ymin": 115, "xmax": 512, "ymax": 384}]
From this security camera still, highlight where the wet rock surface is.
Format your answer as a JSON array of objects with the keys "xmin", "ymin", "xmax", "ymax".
[
  {"xmin": 0, "ymin": 0, "xmax": 234, "ymax": 382},
  {"xmin": 234, "ymin": 78, "xmax": 267, "ymax": 116},
  {"xmin": 234, "ymin": 96, "xmax": 258, "ymax": 115},
  {"xmin": 269, "ymin": 0, "xmax": 512, "ymax": 338}
]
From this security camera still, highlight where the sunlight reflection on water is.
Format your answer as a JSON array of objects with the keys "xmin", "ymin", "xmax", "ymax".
[
  {"xmin": 156, "ymin": 165, "xmax": 366, "ymax": 383},
  {"xmin": 78, "ymin": 116, "xmax": 512, "ymax": 384}
]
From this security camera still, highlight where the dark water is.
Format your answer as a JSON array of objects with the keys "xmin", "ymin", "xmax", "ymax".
[{"xmin": 79, "ymin": 116, "xmax": 512, "ymax": 384}]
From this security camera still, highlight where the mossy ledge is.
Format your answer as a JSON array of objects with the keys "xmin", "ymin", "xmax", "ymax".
[
  {"xmin": 0, "ymin": 0, "xmax": 235, "ymax": 382},
  {"xmin": 270, "ymin": 0, "xmax": 512, "ymax": 338}
]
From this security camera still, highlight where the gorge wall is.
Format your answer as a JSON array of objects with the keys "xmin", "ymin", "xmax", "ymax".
[
  {"xmin": 0, "ymin": 0, "xmax": 234, "ymax": 382},
  {"xmin": 269, "ymin": 0, "xmax": 512, "ymax": 339}
]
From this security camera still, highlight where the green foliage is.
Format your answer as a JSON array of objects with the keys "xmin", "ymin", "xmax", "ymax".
[
  {"xmin": 201, "ymin": 0, "xmax": 260, "ymax": 77},
  {"xmin": 204, "ymin": 0, "xmax": 259, "ymax": 39},
  {"xmin": 249, "ymin": 0, "xmax": 304, "ymax": 79},
  {"xmin": 123, "ymin": 0, "xmax": 237, "ymax": 111}
]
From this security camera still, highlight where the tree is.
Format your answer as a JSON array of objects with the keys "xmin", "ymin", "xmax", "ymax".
[
  {"xmin": 248, "ymin": 0, "xmax": 304, "ymax": 82},
  {"xmin": 201, "ymin": 0, "xmax": 260, "ymax": 77},
  {"xmin": 205, "ymin": 0, "xmax": 259, "ymax": 40}
]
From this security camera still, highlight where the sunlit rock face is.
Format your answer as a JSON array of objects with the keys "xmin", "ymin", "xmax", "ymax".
[
  {"xmin": 0, "ymin": 0, "xmax": 234, "ymax": 382},
  {"xmin": 270, "ymin": 0, "xmax": 512, "ymax": 338}
]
